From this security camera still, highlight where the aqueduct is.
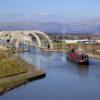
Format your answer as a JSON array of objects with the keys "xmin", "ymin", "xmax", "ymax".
[{"xmin": 0, "ymin": 30, "xmax": 53, "ymax": 50}]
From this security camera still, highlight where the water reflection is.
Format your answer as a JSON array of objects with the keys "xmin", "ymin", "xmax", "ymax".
[
  {"xmin": 22, "ymin": 47, "xmax": 90, "ymax": 78},
  {"xmin": 66, "ymin": 60, "xmax": 89, "ymax": 78},
  {"xmin": 77, "ymin": 65, "xmax": 89, "ymax": 77}
]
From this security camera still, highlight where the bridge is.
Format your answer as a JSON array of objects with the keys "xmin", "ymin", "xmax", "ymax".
[{"xmin": 0, "ymin": 30, "xmax": 53, "ymax": 50}]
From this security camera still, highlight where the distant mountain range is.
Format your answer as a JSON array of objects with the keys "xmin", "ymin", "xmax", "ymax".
[{"xmin": 0, "ymin": 19, "xmax": 100, "ymax": 33}]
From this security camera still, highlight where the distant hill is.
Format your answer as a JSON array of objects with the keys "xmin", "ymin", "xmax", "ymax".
[{"xmin": 0, "ymin": 19, "xmax": 100, "ymax": 33}]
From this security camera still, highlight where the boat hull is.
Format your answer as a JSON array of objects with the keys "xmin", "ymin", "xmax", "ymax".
[{"xmin": 66, "ymin": 55, "xmax": 89, "ymax": 65}]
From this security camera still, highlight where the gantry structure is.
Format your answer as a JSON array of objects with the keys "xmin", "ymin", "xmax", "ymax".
[{"xmin": 0, "ymin": 30, "xmax": 53, "ymax": 49}]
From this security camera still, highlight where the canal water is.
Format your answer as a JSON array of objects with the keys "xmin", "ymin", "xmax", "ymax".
[{"xmin": 1, "ymin": 47, "xmax": 100, "ymax": 100}]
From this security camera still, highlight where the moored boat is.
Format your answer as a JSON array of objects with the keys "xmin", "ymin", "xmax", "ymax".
[{"xmin": 66, "ymin": 51, "xmax": 89, "ymax": 65}]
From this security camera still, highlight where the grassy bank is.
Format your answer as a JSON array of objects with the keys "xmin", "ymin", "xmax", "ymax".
[
  {"xmin": 0, "ymin": 50, "xmax": 28, "ymax": 78},
  {"xmin": 0, "ymin": 49, "xmax": 45, "ymax": 94},
  {"xmin": 85, "ymin": 53, "xmax": 100, "ymax": 60},
  {"xmin": 0, "ymin": 77, "xmax": 27, "ymax": 94},
  {"xmin": 44, "ymin": 42, "xmax": 100, "ymax": 59}
]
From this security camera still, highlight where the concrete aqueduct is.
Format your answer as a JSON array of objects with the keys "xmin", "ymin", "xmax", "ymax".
[{"xmin": 0, "ymin": 30, "xmax": 53, "ymax": 49}]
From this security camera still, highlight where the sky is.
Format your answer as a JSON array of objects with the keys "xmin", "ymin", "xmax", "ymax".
[{"xmin": 0, "ymin": 0, "xmax": 100, "ymax": 22}]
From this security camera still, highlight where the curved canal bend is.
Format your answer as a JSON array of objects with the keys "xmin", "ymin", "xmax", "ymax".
[{"xmin": 1, "ymin": 47, "xmax": 100, "ymax": 100}]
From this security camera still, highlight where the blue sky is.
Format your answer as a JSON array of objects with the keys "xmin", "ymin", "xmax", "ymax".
[{"xmin": 0, "ymin": 0, "xmax": 100, "ymax": 22}]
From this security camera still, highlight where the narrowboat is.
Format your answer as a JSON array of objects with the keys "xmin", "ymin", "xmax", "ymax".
[{"xmin": 66, "ymin": 51, "xmax": 89, "ymax": 65}]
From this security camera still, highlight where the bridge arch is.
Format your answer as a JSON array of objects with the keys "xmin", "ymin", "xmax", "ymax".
[
  {"xmin": 0, "ymin": 30, "xmax": 53, "ymax": 49},
  {"xmin": 24, "ymin": 31, "xmax": 41, "ymax": 48},
  {"xmin": 27, "ymin": 30, "xmax": 53, "ymax": 49}
]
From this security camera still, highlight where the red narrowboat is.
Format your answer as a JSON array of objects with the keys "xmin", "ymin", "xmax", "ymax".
[{"xmin": 66, "ymin": 50, "xmax": 89, "ymax": 65}]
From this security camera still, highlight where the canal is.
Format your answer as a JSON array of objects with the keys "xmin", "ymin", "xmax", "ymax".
[{"xmin": 0, "ymin": 47, "xmax": 100, "ymax": 100}]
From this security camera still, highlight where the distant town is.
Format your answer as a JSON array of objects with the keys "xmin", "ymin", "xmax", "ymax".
[{"xmin": 47, "ymin": 32, "xmax": 100, "ymax": 41}]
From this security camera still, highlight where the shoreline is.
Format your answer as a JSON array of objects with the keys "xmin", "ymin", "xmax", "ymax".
[
  {"xmin": 41, "ymin": 49, "xmax": 68, "ymax": 53},
  {"xmin": 85, "ymin": 53, "xmax": 100, "ymax": 60},
  {"xmin": 0, "ymin": 69, "xmax": 46, "ymax": 95},
  {"xmin": 0, "ymin": 49, "xmax": 46, "ymax": 95},
  {"xmin": 41, "ymin": 49, "xmax": 100, "ymax": 60}
]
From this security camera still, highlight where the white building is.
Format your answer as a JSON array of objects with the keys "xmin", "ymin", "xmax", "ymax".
[{"xmin": 62, "ymin": 39, "xmax": 92, "ymax": 44}]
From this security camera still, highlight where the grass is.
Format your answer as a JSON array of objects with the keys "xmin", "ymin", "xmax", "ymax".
[
  {"xmin": 0, "ymin": 77, "xmax": 27, "ymax": 93},
  {"xmin": 0, "ymin": 49, "xmax": 30, "ymax": 79},
  {"xmin": 0, "ymin": 58, "xmax": 28, "ymax": 78},
  {"xmin": 52, "ymin": 42, "xmax": 78, "ymax": 51},
  {"xmin": 53, "ymin": 42, "xmax": 66, "ymax": 46},
  {"xmin": 52, "ymin": 42, "xmax": 100, "ymax": 59},
  {"xmin": 0, "ymin": 49, "xmax": 28, "ymax": 93},
  {"xmin": 0, "ymin": 49, "xmax": 44, "ymax": 94},
  {"xmin": 85, "ymin": 52, "xmax": 100, "ymax": 59},
  {"xmin": 93, "ymin": 54, "xmax": 100, "ymax": 59}
]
